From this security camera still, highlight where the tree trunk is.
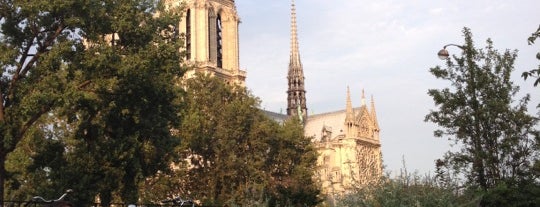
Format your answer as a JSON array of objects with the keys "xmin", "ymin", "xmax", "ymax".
[
  {"xmin": 0, "ymin": 152, "xmax": 5, "ymax": 207},
  {"xmin": 99, "ymin": 190, "xmax": 112, "ymax": 207}
]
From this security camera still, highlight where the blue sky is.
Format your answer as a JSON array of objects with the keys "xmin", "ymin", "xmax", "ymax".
[{"xmin": 235, "ymin": 0, "xmax": 540, "ymax": 174}]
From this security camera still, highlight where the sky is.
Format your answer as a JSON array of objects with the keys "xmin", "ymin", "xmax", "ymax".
[{"xmin": 235, "ymin": 0, "xmax": 540, "ymax": 175}]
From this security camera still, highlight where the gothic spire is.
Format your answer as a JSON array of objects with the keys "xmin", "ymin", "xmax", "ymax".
[
  {"xmin": 370, "ymin": 95, "xmax": 380, "ymax": 128},
  {"xmin": 289, "ymin": 0, "xmax": 302, "ymax": 70},
  {"xmin": 287, "ymin": 0, "xmax": 307, "ymax": 120},
  {"xmin": 361, "ymin": 89, "xmax": 366, "ymax": 106},
  {"xmin": 345, "ymin": 86, "xmax": 355, "ymax": 123}
]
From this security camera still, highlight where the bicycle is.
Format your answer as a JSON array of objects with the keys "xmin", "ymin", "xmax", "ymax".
[
  {"xmin": 160, "ymin": 197, "xmax": 195, "ymax": 207},
  {"xmin": 24, "ymin": 189, "xmax": 73, "ymax": 207}
]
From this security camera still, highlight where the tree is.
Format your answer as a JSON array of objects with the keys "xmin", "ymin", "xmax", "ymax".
[
  {"xmin": 263, "ymin": 118, "xmax": 321, "ymax": 207},
  {"xmin": 336, "ymin": 169, "xmax": 466, "ymax": 207},
  {"xmin": 426, "ymin": 27, "xmax": 540, "ymax": 206},
  {"xmin": 522, "ymin": 25, "xmax": 540, "ymax": 87},
  {"xmin": 176, "ymin": 75, "xmax": 320, "ymax": 206},
  {"xmin": 1, "ymin": 0, "xmax": 184, "ymax": 205},
  {"xmin": 0, "ymin": 0, "xmax": 98, "ymax": 201}
]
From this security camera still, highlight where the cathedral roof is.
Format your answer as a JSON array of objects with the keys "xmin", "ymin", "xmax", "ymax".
[
  {"xmin": 305, "ymin": 108, "xmax": 360, "ymax": 142},
  {"xmin": 261, "ymin": 107, "xmax": 360, "ymax": 142},
  {"xmin": 262, "ymin": 110, "xmax": 288, "ymax": 123}
]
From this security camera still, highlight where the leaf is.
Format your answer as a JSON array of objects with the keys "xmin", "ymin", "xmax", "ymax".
[{"xmin": 522, "ymin": 71, "xmax": 530, "ymax": 80}]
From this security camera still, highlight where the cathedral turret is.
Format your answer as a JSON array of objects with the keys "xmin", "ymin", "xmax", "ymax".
[
  {"xmin": 169, "ymin": 0, "xmax": 246, "ymax": 86},
  {"xmin": 287, "ymin": 0, "xmax": 307, "ymax": 121},
  {"xmin": 370, "ymin": 95, "xmax": 380, "ymax": 139},
  {"xmin": 345, "ymin": 86, "xmax": 356, "ymax": 137},
  {"xmin": 361, "ymin": 89, "xmax": 366, "ymax": 107}
]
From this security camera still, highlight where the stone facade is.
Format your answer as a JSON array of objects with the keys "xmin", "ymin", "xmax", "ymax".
[
  {"xmin": 304, "ymin": 88, "xmax": 382, "ymax": 197},
  {"xmin": 165, "ymin": 0, "xmax": 246, "ymax": 86}
]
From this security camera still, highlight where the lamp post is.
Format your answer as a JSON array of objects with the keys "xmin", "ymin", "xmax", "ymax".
[{"xmin": 437, "ymin": 44, "xmax": 465, "ymax": 60}]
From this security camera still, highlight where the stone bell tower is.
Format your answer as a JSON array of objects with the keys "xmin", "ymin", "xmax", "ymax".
[{"xmin": 165, "ymin": 0, "xmax": 246, "ymax": 86}]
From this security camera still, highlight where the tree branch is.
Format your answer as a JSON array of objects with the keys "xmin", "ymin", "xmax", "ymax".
[{"xmin": 6, "ymin": 101, "xmax": 54, "ymax": 153}]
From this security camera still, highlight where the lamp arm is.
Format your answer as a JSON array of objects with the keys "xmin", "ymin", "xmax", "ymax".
[{"xmin": 443, "ymin": 44, "xmax": 465, "ymax": 50}]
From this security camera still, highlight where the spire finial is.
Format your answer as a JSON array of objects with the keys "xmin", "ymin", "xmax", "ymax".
[
  {"xmin": 347, "ymin": 86, "xmax": 352, "ymax": 105},
  {"xmin": 290, "ymin": 0, "xmax": 301, "ymax": 68},
  {"xmin": 345, "ymin": 86, "xmax": 354, "ymax": 123},
  {"xmin": 370, "ymin": 94, "xmax": 380, "ymax": 128},
  {"xmin": 361, "ymin": 89, "xmax": 366, "ymax": 106}
]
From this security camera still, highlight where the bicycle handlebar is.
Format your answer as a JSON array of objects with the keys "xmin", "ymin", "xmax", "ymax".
[
  {"xmin": 31, "ymin": 196, "xmax": 53, "ymax": 203},
  {"xmin": 161, "ymin": 197, "xmax": 194, "ymax": 206},
  {"xmin": 56, "ymin": 189, "xmax": 73, "ymax": 201},
  {"xmin": 25, "ymin": 189, "xmax": 73, "ymax": 206}
]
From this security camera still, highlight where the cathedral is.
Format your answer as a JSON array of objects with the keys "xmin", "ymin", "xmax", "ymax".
[{"xmin": 165, "ymin": 0, "xmax": 383, "ymax": 199}]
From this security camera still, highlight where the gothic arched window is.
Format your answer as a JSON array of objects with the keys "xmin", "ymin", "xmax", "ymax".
[
  {"xmin": 186, "ymin": 9, "xmax": 191, "ymax": 60},
  {"xmin": 216, "ymin": 14, "xmax": 223, "ymax": 68}
]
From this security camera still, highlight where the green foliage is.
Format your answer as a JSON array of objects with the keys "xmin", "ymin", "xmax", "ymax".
[
  {"xmin": 4, "ymin": 127, "xmax": 59, "ymax": 201},
  {"xmin": 0, "ymin": 0, "xmax": 98, "ymax": 201},
  {"xmin": 335, "ymin": 169, "xmax": 466, "ymax": 207},
  {"xmin": 480, "ymin": 180, "xmax": 540, "ymax": 207},
  {"xmin": 522, "ymin": 24, "xmax": 540, "ymax": 87},
  {"xmin": 426, "ymin": 27, "xmax": 540, "ymax": 206},
  {"xmin": 263, "ymin": 117, "xmax": 321, "ymax": 207},
  {"xmin": 167, "ymin": 75, "xmax": 320, "ymax": 207},
  {"xmin": 1, "ymin": 0, "xmax": 185, "ymax": 204}
]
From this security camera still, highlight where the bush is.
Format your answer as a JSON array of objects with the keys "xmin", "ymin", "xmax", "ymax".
[{"xmin": 335, "ymin": 167, "xmax": 468, "ymax": 207}]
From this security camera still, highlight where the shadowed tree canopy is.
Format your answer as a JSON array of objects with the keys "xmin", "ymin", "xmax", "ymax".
[
  {"xmin": 1, "ymin": 0, "xmax": 185, "ymax": 205},
  {"xmin": 174, "ymin": 75, "xmax": 320, "ymax": 207}
]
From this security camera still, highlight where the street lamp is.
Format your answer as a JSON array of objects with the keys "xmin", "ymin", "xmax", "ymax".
[{"xmin": 437, "ymin": 44, "xmax": 465, "ymax": 60}]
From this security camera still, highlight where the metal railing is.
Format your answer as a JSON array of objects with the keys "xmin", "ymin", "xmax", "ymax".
[
  {"xmin": 2, "ymin": 191, "xmax": 199, "ymax": 207},
  {"xmin": 1, "ymin": 202, "xmax": 207, "ymax": 207}
]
